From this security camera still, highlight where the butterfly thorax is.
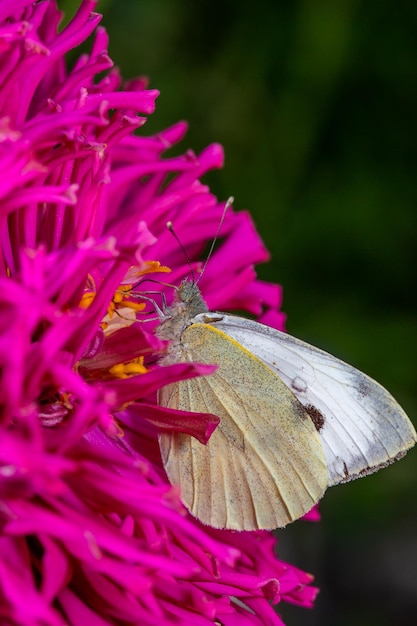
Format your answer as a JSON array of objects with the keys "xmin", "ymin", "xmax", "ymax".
[{"xmin": 157, "ymin": 280, "xmax": 208, "ymax": 361}]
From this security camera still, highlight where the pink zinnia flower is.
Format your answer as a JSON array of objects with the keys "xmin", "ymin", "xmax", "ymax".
[{"xmin": 0, "ymin": 1, "xmax": 318, "ymax": 624}]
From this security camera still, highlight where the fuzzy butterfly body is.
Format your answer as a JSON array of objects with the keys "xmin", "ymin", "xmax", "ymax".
[{"xmin": 157, "ymin": 280, "xmax": 416, "ymax": 531}]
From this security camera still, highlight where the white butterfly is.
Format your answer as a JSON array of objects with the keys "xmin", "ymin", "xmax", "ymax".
[{"xmin": 157, "ymin": 280, "xmax": 416, "ymax": 531}]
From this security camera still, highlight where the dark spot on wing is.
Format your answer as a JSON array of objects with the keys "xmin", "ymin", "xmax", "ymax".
[
  {"xmin": 357, "ymin": 378, "xmax": 371, "ymax": 398},
  {"xmin": 304, "ymin": 404, "xmax": 325, "ymax": 432},
  {"xmin": 291, "ymin": 376, "xmax": 307, "ymax": 393},
  {"xmin": 343, "ymin": 462, "xmax": 349, "ymax": 479}
]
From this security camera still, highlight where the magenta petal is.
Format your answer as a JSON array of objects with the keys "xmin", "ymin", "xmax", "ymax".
[
  {"xmin": 0, "ymin": 537, "xmax": 62, "ymax": 625},
  {"xmin": 79, "ymin": 325, "xmax": 165, "ymax": 373},
  {"xmin": 40, "ymin": 536, "xmax": 71, "ymax": 602},
  {"xmin": 59, "ymin": 588, "xmax": 118, "ymax": 626},
  {"xmin": 104, "ymin": 362, "xmax": 217, "ymax": 405},
  {"xmin": 127, "ymin": 402, "xmax": 220, "ymax": 444}
]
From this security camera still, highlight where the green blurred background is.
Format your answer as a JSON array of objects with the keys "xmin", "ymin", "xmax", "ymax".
[{"xmin": 61, "ymin": 1, "xmax": 417, "ymax": 624}]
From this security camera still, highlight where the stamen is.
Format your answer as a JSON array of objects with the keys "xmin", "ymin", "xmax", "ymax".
[
  {"xmin": 79, "ymin": 291, "xmax": 96, "ymax": 309},
  {"xmin": 109, "ymin": 357, "xmax": 147, "ymax": 379}
]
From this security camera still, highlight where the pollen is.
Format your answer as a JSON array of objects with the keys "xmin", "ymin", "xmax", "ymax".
[
  {"xmin": 79, "ymin": 291, "xmax": 96, "ymax": 309},
  {"xmin": 109, "ymin": 357, "xmax": 147, "ymax": 379},
  {"xmin": 140, "ymin": 260, "xmax": 171, "ymax": 275}
]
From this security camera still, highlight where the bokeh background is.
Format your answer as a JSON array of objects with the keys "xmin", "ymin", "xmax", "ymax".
[{"xmin": 60, "ymin": 1, "xmax": 417, "ymax": 624}]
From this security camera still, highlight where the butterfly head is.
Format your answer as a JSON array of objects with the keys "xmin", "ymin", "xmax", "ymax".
[
  {"xmin": 175, "ymin": 279, "xmax": 208, "ymax": 316},
  {"xmin": 156, "ymin": 280, "xmax": 208, "ymax": 351}
]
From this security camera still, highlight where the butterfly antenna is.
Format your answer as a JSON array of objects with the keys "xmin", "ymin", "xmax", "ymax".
[
  {"xmin": 197, "ymin": 196, "xmax": 234, "ymax": 284},
  {"xmin": 166, "ymin": 196, "xmax": 234, "ymax": 285},
  {"xmin": 166, "ymin": 221, "xmax": 195, "ymax": 283}
]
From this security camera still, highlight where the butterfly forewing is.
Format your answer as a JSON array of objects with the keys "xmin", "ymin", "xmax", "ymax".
[
  {"xmin": 211, "ymin": 315, "xmax": 417, "ymax": 486},
  {"xmin": 158, "ymin": 322, "xmax": 328, "ymax": 531}
]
